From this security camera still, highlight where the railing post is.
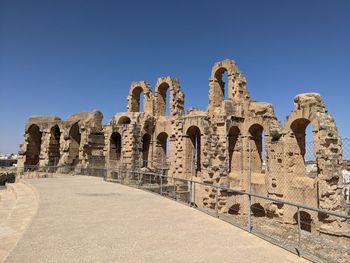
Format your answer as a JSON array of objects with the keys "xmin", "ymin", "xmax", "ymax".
[
  {"xmin": 248, "ymin": 193, "xmax": 252, "ymax": 233},
  {"xmin": 193, "ymin": 181, "xmax": 196, "ymax": 206},
  {"xmin": 215, "ymin": 186, "xmax": 219, "ymax": 218},
  {"xmin": 189, "ymin": 181, "xmax": 192, "ymax": 206},
  {"xmin": 160, "ymin": 175, "xmax": 163, "ymax": 195},
  {"xmin": 297, "ymin": 206, "xmax": 302, "ymax": 256},
  {"xmin": 248, "ymin": 139, "xmax": 252, "ymax": 194},
  {"xmin": 248, "ymin": 139, "xmax": 252, "ymax": 233}
]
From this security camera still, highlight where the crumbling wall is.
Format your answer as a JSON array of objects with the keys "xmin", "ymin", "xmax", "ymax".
[
  {"xmin": 18, "ymin": 111, "xmax": 104, "ymax": 174},
  {"xmin": 17, "ymin": 116, "xmax": 62, "ymax": 170},
  {"xmin": 18, "ymin": 58, "xmax": 347, "ymax": 235},
  {"xmin": 60, "ymin": 110, "xmax": 104, "ymax": 169},
  {"xmin": 167, "ymin": 118, "xmax": 184, "ymax": 177},
  {"xmin": 208, "ymin": 59, "xmax": 250, "ymax": 115},
  {"xmin": 283, "ymin": 93, "xmax": 346, "ymax": 234}
]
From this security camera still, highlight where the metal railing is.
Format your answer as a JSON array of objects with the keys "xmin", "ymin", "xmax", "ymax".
[
  {"xmin": 105, "ymin": 169, "xmax": 350, "ymax": 263},
  {"xmin": 16, "ymin": 165, "xmax": 350, "ymax": 263}
]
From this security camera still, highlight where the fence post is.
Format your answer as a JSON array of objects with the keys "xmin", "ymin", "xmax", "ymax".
[
  {"xmin": 248, "ymin": 139, "xmax": 252, "ymax": 194},
  {"xmin": 174, "ymin": 178, "xmax": 177, "ymax": 200},
  {"xmin": 248, "ymin": 139, "xmax": 252, "ymax": 233},
  {"xmin": 248, "ymin": 194, "xmax": 252, "ymax": 233},
  {"xmin": 215, "ymin": 186, "xmax": 219, "ymax": 218},
  {"xmin": 297, "ymin": 206, "xmax": 302, "ymax": 256},
  {"xmin": 189, "ymin": 181, "xmax": 192, "ymax": 206},
  {"xmin": 193, "ymin": 181, "xmax": 196, "ymax": 206},
  {"xmin": 160, "ymin": 175, "xmax": 163, "ymax": 195}
]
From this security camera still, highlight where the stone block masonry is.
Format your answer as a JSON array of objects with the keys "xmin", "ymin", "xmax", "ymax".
[{"xmin": 17, "ymin": 59, "xmax": 348, "ymax": 236}]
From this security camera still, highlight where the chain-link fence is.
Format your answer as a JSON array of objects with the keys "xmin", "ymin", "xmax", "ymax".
[
  {"xmin": 248, "ymin": 137, "xmax": 350, "ymax": 215},
  {"xmin": 342, "ymin": 138, "xmax": 350, "ymax": 209}
]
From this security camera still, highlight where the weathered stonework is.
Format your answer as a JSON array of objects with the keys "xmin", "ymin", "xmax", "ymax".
[
  {"xmin": 17, "ymin": 59, "xmax": 348, "ymax": 235},
  {"xmin": 17, "ymin": 111, "xmax": 105, "ymax": 174}
]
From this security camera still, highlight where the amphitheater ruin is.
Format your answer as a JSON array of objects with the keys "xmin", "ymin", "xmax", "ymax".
[{"xmin": 17, "ymin": 59, "xmax": 349, "ymax": 237}]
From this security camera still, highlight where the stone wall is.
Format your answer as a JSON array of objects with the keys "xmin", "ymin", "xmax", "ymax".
[
  {"xmin": 18, "ymin": 59, "xmax": 347, "ymax": 235},
  {"xmin": 17, "ymin": 110, "xmax": 104, "ymax": 173}
]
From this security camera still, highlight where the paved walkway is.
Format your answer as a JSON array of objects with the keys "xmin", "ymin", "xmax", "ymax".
[
  {"xmin": 0, "ymin": 182, "xmax": 38, "ymax": 262},
  {"xmin": 5, "ymin": 176, "xmax": 306, "ymax": 263}
]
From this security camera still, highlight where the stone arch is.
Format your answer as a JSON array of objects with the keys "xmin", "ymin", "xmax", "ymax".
[
  {"xmin": 155, "ymin": 82, "xmax": 170, "ymax": 116},
  {"xmin": 25, "ymin": 124, "xmax": 42, "ymax": 166},
  {"xmin": 283, "ymin": 93, "xmax": 344, "ymax": 213},
  {"xmin": 228, "ymin": 126, "xmax": 242, "ymax": 175},
  {"xmin": 185, "ymin": 126, "xmax": 202, "ymax": 177},
  {"xmin": 213, "ymin": 67, "xmax": 228, "ymax": 103},
  {"xmin": 284, "ymin": 94, "xmax": 329, "ymax": 139},
  {"xmin": 248, "ymin": 124, "xmax": 265, "ymax": 174},
  {"xmin": 68, "ymin": 122, "xmax": 81, "ymax": 166},
  {"xmin": 288, "ymin": 118, "xmax": 316, "ymax": 177},
  {"xmin": 110, "ymin": 132, "xmax": 122, "ymax": 161},
  {"xmin": 209, "ymin": 59, "xmax": 249, "ymax": 108},
  {"xmin": 48, "ymin": 125, "xmax": 61, "ymax": 166},
  {"xmin": 142, "ymin": 133, "xmax": 151, "ymax": 168},
  {"xmin": 117, "ymin": 116, "xmax": 131, "ymax": 125},
  {"xmin": 127, "ymin": 81, "xmax": 153, "ymax": 114},
  {"xmin": 155, "ymin": 132, "xmax": 169, "ymax": 168},
  {"xmin": 155, "ymin": 77, "xmax": 184, "ymax": 117}
]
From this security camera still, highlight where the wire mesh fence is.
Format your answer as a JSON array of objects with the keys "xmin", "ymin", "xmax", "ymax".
[
  {"xmin": 248, "ymin": 137, "xmax": 350, "ymax": 216},
  {"xmin": 342, "ymin": 138, "xmax": 350, "ymax": 209}
]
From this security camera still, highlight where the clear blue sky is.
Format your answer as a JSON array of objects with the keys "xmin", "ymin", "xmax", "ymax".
[{"xmin": 0, "ymin": 0, "xmax": 349, "ymax": 154}]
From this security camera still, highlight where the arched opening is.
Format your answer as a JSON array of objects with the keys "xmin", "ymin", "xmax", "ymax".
[
  {"xmin": 294, "ymin": 211, "xmax": 312, "ymax": 232},
  {"xmin": 157, "ymin": 83, "xmax": 171, "ymax": 116},
  {"xmin": 186, "ymin": 126, "xmax": 201, "ymax": 177},
  {"xmin": 290, "ymin": 118, "xmax": 316, "ymax": 177},
  {"xmin": 131, "ymin": 86, "xmax": 144, "ymax": 112},
  {"xmin": 142, "ymin": 133, "xmax": 151, "ymax": 168},
  {"xmin": 228, "ymin": 126, "xmax": 242, "ymax": 175},
  {"xmin": 156, "ymin": 132, "xmax": 169, "ymax": 168},
  {"xmin": 248, "ymin": 124, "xmax": 265, "ymax": 174},
  {"xmin": 48, "ymin": 125, "xmax": 60, "ymax": 166},
  {"xmin": 214, "ymin": 67, "xmax": 228, "ymax": 101},
  {"xmin": 25, "ymin": 124, "xmax": 42, "ymax": 166},
  {"xmin": 68, "ymin": 123, "xmax": 81, "ymax": 166},
  {"xmin": 110, "ymin": 132, "xmax": 122, "ymax": 161},
  {"xmin": 118, "ymin": 116, "xmax": 131, "ymax": 125},
  {"xmin": 251, "ymin": 203, "xmax": 266, "ymax": 217}
]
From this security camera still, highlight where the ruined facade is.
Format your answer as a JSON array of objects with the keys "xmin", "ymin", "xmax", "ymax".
[
  {"xmin": 17, "ymin": 59, "xmax": 347, "ymax": 235},
  {"xmin": 17, "ymin": 111, "xmax": 105, "ymax": 172}
]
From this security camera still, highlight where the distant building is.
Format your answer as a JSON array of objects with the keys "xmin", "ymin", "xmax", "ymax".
[{"xmin": 0, "ymin": 154, "xmax": 18, "ymax": 167}]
